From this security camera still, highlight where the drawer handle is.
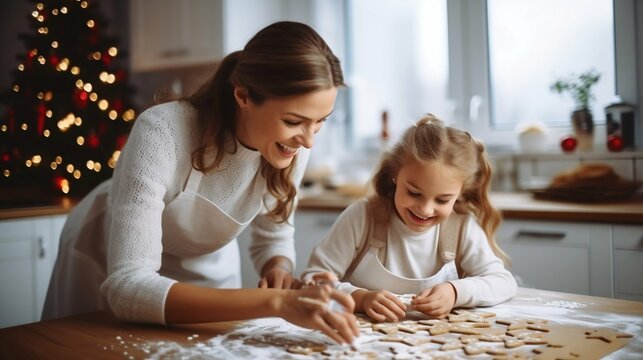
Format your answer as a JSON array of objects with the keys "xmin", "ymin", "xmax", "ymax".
[
  {"xmin": 38, "ymin": 236, "xmax": 46, "ymax": 258},
  {"xmin": 516, "ymin": 230, "xmax": 565, "ymax": 240}
]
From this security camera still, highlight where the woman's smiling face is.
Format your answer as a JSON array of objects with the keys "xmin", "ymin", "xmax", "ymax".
[
  {"xmin": 393, "ymin": 159, "xmax": 464, "ymax": 232},
  {"xmin": 234, "ymin": 87, "xmax": 338, "ymax": 169}
]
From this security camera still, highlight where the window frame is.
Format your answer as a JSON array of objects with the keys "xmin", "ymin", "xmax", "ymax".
[{"xmin": 446, "ymin": 0, "xmax": 639, "ymax": 150}]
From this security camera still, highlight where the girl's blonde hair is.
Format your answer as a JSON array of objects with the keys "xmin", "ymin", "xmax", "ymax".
[
  {"xmin": 371, "ymin": 114, "xmax": 509, "ymax": 265},
  {"xmin": 185, "ymin": 22, "xmax": 344, "ymax": 223}
]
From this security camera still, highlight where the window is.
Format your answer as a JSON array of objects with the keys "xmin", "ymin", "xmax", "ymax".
[
  {"xmin": 344, "ymin": 0, "xmax": 638, "ymax": 149},
  {"xmin": 345, "ymin": 0, "xmax": 449, "ymax": 145},
  {"xmin": 487, "ymin": 0, "xmax": 614, "ymax": 130},
  {"xmin": 447, "ymin": 0, "xmax": 637, "ymax": 147}
]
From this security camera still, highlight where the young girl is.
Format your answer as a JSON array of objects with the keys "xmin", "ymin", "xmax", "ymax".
[{"xmin": 302, "ymin": 114, "xmax": 517, "ymax": 322}]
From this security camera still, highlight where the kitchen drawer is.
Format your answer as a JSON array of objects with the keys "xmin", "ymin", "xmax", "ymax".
[
  {"xmin": 612, "ymin": 225, "xmax": 643, "ymax": 250},
  {"xmin": 612, "ymin": 224, "xmax": 643, "ymax": 301},
  {"xmin": 497, "ymin": 220, "xmax": 590, "ymax": 247},
  {"xmin": 497, "ymin": 220, "xmax": 595, "ymax": 295},
  {"xmin": 501, "ymin": 240, "xmax": 590, "ymax": 295}
]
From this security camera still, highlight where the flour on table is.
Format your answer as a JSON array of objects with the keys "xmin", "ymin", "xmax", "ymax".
[
  {"xmin": 102, "ymin": 304, "xmax": 639, "ymax": 359},
  {"xmin": 543, "ymin": 300, "xmax": 586, "ymax": 309}
]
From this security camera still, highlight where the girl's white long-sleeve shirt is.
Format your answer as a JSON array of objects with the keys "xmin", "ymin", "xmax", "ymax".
[
  {"xmin": 95, "ymin": 101, "xmax": 309, "ymax": 323},
  {"xmin": 301, "ymin": 198, "xmax": 517, "ymax": 308}
]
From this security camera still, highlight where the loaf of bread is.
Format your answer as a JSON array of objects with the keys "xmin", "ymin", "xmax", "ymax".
[{"xmin": 549, "ymin": 163, "xmax": 621, "ymax": 189}]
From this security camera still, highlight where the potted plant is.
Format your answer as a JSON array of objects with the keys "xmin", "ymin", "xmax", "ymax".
[{"xmin": 550, "ymin": 69, "xmax": 601, "ymax": 151}]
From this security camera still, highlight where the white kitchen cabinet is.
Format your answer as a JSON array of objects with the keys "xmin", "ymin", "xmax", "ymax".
[
  {"xmin": 238, "ymin": 210, "xmax": 340, "ymax": 288},
  {"xmin": 496, "ymin": 219, "xmax": 612, "ymax": 297},
  {"xmin": 0, "ymin": 214, "xmax": 66, "ymax": 329},
  {"xmin": 612, "ymin": 224, "xmax": 643, "ymax": 301},
  {"xmin": 130, "ymin": 0, "xmax": 224, "ymax": 72}
]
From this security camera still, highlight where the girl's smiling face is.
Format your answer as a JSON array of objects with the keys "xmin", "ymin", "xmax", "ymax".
[
  {"xmin": 234, "ymin": 87, "xmax": 337, "ymax": 169},
  {"xmin": 393, "ymin": 159, "xmax": 464, "ymax": 232}
]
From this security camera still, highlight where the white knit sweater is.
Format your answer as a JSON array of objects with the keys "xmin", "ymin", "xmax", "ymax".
[
  {"xmin": 302, "ymin": 199, "xmax": 517, "ymax": 308},
  {"xmin": 99, "ymin": 101, "xmax": 309, "ymax": 323}
]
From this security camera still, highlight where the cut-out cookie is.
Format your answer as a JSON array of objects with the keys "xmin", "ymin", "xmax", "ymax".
[
  {"xmin": 450, "ymin": 309, "xmax": 496, "ymax": 323},
  {"xmin": 506, "ymin": 329, "xmax": 542, "ymax": 338},
  {"xmin": 527, "ymin": 323, "xmax": 550, "ymax": 332},
  {"xmin": 287, "ymin": 346, "xmax": 313, "ymax": 355},
  {"xmin": 496, "ymin": 318, "xmax": 548, "ymax": 331},
  {"xmin": 459, "ymin": 335, "xmax": 479, "ymax": 344},
  {"xmin": 503, "ymin": 337, "xmax": 524, "ymax": 348},
  {"xmin": 373, "ymin": 323, "xmax": 400, "ymax": 335},
  {"xmin": 396, "ymin": 320, "xmax": 431, "ymax": 333},
  {"xmin": 463, "ymin": 343, "xmax": 491, "ymax": 355},
  {"xmin": 585, "ymin": 328, "xmax": 634, "ymax": 343},
  {"xmin": 401, "ymin": 338, "xmax": 433, "ymax": 347},
  {"xmin": 532, "ymin": 345, "xmax": 580, "ymax": 359},
  {"xmin": 379, "ymin": 336, "xmax": 407, "ymax": 344}
]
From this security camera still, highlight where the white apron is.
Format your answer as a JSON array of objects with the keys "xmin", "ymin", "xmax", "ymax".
[
  {"xmin": 43, "ymin": 167, "xmax": 262, "ymax": 320},
  {"xmin": 159, "ymin": 168, "xmax": 263, "ymax": 287},
  {"xmin": 345, "ymin": 238, "xmax": 459, "ymax": 295}
]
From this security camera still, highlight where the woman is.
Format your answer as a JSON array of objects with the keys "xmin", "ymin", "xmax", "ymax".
[{"xmin": 43, "ymin": 21, "xmax": 358, "ymax": 344}]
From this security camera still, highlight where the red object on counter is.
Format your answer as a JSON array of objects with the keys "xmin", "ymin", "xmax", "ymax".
[
  {"xmin": 560, "ymin": 135, "xmax": 577, "ymax": 152},
  {"xmin": 607, "ymin": 134, "xmax": 624, "ymax": 152}
]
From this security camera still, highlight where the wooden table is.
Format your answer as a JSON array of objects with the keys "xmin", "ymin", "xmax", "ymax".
[{"xmin": 0, "ymin": 288, "xmax": 641, "ymax": 359}]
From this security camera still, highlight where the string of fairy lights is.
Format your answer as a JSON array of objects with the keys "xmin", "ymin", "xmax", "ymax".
[{"xmin": 1, "ymin": 0, "xmax": 136, "ymax": 194}]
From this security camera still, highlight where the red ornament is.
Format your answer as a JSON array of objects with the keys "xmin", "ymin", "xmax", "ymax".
[
  {"xmin": 1, "ymin": 152, "xmax": 10, "ymax": 163},
  {"xmin": 607, "ymin": 134, "xmax": 624, "ymax": 152},
  {"xmin": 87, "ymin": 133, "xmax": 100, "ymax": 149},
  {"xmin": 560, "ymin": 135, "xmax": 577, "ymax": 153},
  {"xmin": 101, "ymin": 54, "xmax": 112, "ymax": 66},
  {"xmin": 73, "ymin": 89, "xmax": 89, "ymax": 109},
  {"xmin": 49, "ymin": 54, "xmax": 60, "ymax": 67},
  {"xmin": 25, "ymin": 50, "xmax": 36, "ymax": 69},
  {"xmin": 116, "ymin": 134, "xmax": 128, "ymax": 150},
  {"xmin": 37, "ymin": 103, "xmax": 47, "ymax": 134},
  {"xmin": 112, "ymin": 98, "xmax": 124, "ymax": 113},
  {"xmin": 53, "ymin": 175, "xmax": 65, "ymax": 190}
]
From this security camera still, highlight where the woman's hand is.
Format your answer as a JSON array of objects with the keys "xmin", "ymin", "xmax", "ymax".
[
  {"xmin": 258, "ymin": 256, "xmax": 299, "ymax": 289},
  {"xmin": 259, "ymin": 268, "xmax": 299, "ymax": 289},
  {"xmin": 355, "ymin": 289, "xmax": 406, "ymax": 322},
  {"xmin": 411, "ymin": 282, "xmax": 456, "ymax": 319},
  {"xmin": 276, "ymin": 285, "xmax": 359, "ymax": 344}
]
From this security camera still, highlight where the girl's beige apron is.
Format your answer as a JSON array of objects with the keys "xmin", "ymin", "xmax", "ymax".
[
  {"xmin": 43, "ymin": 167, "xmax": 262, "ymax": 320},
  {"xmin": 344, "ymin": 230, "xmax": 459, "ymax": 295}
]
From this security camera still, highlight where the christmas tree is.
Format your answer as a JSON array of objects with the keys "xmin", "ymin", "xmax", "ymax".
[{"xmin": 0, "ymin": 0, "xmax": 137, "ymax": 202}]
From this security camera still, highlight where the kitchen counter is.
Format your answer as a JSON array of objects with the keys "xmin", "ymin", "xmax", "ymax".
[
  {"xmin": 2, "ymin": 191, "xmax": 643, "ymax": 224},
  {"xmin": 298, "ymin": 190, "xmax": 643, "ymax": 224},
  {"xmin": 0, "ymin": 196, "xmax": 75, "ymax": 220},
  {"xmin": 0, "ymin": 288, "xmax": 641, "ymax": 359}
]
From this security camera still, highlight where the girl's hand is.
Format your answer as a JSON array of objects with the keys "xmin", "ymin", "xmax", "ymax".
[
  {"xmin": 258, "ymin": 268, "xmax": 298, "ymax": 289},
  {"xmin": 277, "ymin": 285, "xmax": 359, "ymax": 344},
  {"xmin": 302, "ymin": 271, "xmax": 340, "ymax": 288},
  {"xmin": 358, "ymin": 290, "xmax": 406, "ymax": 322},
  {"xmin": 411, "ymin": 282, "xmax": 456, "ymax": 319}
]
